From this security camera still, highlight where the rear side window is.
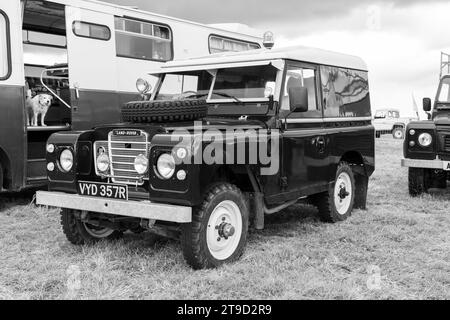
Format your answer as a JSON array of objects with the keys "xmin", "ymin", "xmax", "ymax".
[
  {"xmin": 114, "ymin": 17, "xmax": 173, "ymax": 62},
  {"xmin": 72, "ymin": 21, "xmax": 111, "ymax": 41},
  {"xmin": 321, "ymin": 66, "xmax": 371, "ymax": 118},
  {"xmin": 0, "ymin": 10, "xmax": 11, "ymax": 80}
]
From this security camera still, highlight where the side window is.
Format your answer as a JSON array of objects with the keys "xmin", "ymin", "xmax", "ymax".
[
  {"xmin": 73, "ymin": 21, "xmax": 111, "ymax": 41},
  {"xmin": 281, "ymin": 66, "xmax": 318, "ymax": 114},
  {"xmin": 321, "ymin": 66, "xmax": 371, "ymax": 118},
  {"xmin": 209, "ymin": 35, "xmax": 261, "ymax": 54},
  {"xmin": 115, "ymin": 17, "xmax": 173, "ymax": 61},
  {"xmin": 0, "ymin": 11, "xmax": 11, "ymax": 80}
]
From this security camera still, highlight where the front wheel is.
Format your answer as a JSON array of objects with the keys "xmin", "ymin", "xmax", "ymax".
[
  {"xmin": 61, "ymin": 209, "xmax": 123, "ymax": 245},
  {"xmin": 311, "ymin": 162, "xmax": 356, "ymax": 223},
  {"xmin": 181, "ymin": 184, "xmax": 249, "ymax": 269},
  {"xmin": 408, "ymin": 168, "xmax": 431, "ymax": 197}
]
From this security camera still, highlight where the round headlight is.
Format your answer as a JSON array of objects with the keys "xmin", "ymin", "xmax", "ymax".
[
  {"xmin": 46, "ymin": 144, "xmax": 55, "ymax": 154},
  {"xmin": 59, "ymin": 149, "xmax": 73, "ymax": 172},
  {"xmin": 134, "ymin": 154, "xmax": 149, "ymax": 175},
  {"xmin": 156, "ymin": 153, "xmax": 175, "ymax": 179},
  {"xmin": 136, "ymin": 78, "xmax": 150, "ymax": 94},
  {"xmin": 97, "ymin": 153, "xmax": 110, "ymax": 173},
  {"xmin": 418, "ymin": 133, "xmax": 433, "ymax": 147}
]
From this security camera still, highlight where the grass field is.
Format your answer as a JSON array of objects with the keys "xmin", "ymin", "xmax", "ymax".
[{"xmin": 0, "ymin": 137, "xmax": 449, "ymax": 300}]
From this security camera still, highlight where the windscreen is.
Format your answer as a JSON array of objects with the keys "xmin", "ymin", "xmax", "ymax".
[
  {"xmin": 211, "ymin": 65, "xmax": 277, "ymax": 100},
  {"xmin": 155, "ymin": 71, "xmax": 213, "ymax": 100},
  {"xmin": 438, "ymin": 77, "xmax": 450, "ymax": 103}
]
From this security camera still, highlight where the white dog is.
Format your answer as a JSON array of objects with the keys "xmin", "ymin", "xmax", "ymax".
[{"xmin": 26, "ymin": 94, "xmax": 53, "ymax": 127}]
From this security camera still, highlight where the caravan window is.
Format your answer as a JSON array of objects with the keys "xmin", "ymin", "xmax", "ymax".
[
  {"xmin": 0, "ymin": 10, "xmax": 11, "ymax": 80},
  {"xmin": 115, "ymin": 17, "xmax": 172, "ymax": 62},
  {"xmin": 23, "ymin": 30, "xmax": 67, "ymax": 47},
  {"xmin": 73, "ymin": 21, "xmax": 111, "ymax": 41},
  {"xmin": 209, "ymin": 35, "xmax": 260, "ymax": 54}
]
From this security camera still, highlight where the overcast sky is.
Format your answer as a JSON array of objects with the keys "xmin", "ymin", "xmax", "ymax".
[{"xmin": 106, "ymin": 0, "xmax": 450, "ymax": 117}]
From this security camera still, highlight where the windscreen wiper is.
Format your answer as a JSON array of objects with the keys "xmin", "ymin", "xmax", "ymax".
[
  {"xmin": 212, "ymin": 92, "xmax": 243, "ymax": 104},
  {"xmin": 186, "ymin": 92, "xmax": 243, "ymax": 104}
]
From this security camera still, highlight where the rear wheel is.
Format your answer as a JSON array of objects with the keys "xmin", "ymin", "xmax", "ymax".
[
  {"xmin": 311, "ymin": 162, "xmax": 355, "ymax": 223},
  {"xmin": 61, "ymin": 209, "xmax": 123, "ymax": 245},
  {"xmin": 392, "ymin": 127, "xmax": 405, "ymax": 139},
  {"xmin": 408, "ymin": 168, "xmax": 431, "ymax": 197},
  {"xmin": 181, "ymin": 183, "xmax": 249, "ymax": 269}
]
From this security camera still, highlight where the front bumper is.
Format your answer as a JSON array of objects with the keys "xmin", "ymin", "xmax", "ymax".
[
  {"xmin": 401, "ymin": 158, "xmax": 450, "ymax": 171},
  {"xmin": 36, "ymin": 191, "xmax": 192, "ymax": 223}
]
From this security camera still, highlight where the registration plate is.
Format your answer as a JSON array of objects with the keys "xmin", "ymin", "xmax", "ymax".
[
  {"xmin": 444, "ymin": 161, "xmax": 450, "ymax": 171},
  {"xmin": 78, "ymin": 182, "xmax": 128, "ymax": 200}
]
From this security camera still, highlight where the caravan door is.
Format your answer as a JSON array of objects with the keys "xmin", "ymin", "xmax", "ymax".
[
  {"xmin": 65, "ymin": 6, "xmax": 119, "ymax": 130},
  {"xmin": 0, "ymin": 0, "xmax": 26, "ymax": 190}
]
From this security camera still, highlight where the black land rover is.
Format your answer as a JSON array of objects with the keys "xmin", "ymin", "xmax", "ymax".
[
  {"xmin": 402, "ymin": 75, "xmax": 450, "ymax": 196},
  {"xmin": 36, "ymin": 46, "xmax": 375, "ymax": 269}
]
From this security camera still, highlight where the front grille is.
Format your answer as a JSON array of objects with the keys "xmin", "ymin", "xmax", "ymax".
[
  {"xmin": 108, "ymin": 131, "xmax": 149, "ymax": 186},
  {"xmin": 93, "ymin": 131, "xmax": 150, "ymax": 186},
  {"xmin": 445, "ymin": 135, "xmax": 450, "ymax": 152}
]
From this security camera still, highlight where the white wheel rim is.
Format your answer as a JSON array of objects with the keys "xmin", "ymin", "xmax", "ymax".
[
  {"xmin": 206, "ymin": 200, "xmax": 243, "ymax": 261},
  {"xmin": 83, "ymin": 223, "xmax": 115, "ymax": 238},
  {"xmin": 334, "ymin": 172, "xmax": 353, "ymax": 215},
  {"xmin": 394, "ymin": 130, "xmax": 403, "ymax": 139}
]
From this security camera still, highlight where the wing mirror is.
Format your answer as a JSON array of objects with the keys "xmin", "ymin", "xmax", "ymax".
[
  {"xmin": 423, "ymin": 98, "xmax": 432, "ymax": 112},
  {"xmin": 288, "ymin": 87, "xmax": 309, "ymax": 113}
]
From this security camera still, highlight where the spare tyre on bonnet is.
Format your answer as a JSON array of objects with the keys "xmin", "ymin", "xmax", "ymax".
[
  {"xmin": 122, "ymin": 99, "xmax": 208, "ymax": 123},
  {"xmin": 36, "ymin": 45, "xmax": 375, "ymax": 269}
]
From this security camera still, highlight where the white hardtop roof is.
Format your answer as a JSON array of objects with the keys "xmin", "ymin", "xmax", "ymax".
[{"xmin": 151, "ymin": 45, "xmax": 368, "ymax": 74}]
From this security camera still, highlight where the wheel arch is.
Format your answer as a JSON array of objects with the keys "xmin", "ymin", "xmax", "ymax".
[
  {"xmin": 340, "ymin": 151, "xmax": 367, "ymax": 176},
  {"xmin": 339, "ymin": 150, "xmax": 369, "ymax": 210},
  {"xmin": 201, "ymin": 165, "xmax": 255, "ymax": 195}
]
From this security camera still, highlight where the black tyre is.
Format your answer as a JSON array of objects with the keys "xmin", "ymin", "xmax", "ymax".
[
  {"xmin": 61, "ymin": 209, "xmax": 123, "ymax": 245},
  {"xmin": 408, "ymin": 168, "xmax": 430, "ymax": 197},
  {"xmin": 311, "ymin": 162, "xmax": 356, "ymax": 223},
  {"xmin": 181, "ymin": 183, "xmax": 249, "ymax": 269},
  {"xmin": 122, "ymin": 99, "xmax": 208, "ymax": 123},
  {"xmin": 392, "ymin": 127, "xmax": 405, "ymax": 140}
]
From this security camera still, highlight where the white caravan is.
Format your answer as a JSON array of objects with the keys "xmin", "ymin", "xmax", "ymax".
[{"xmin": 0, "ymin": 0, "xmax": 262, "ymax": 192}]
